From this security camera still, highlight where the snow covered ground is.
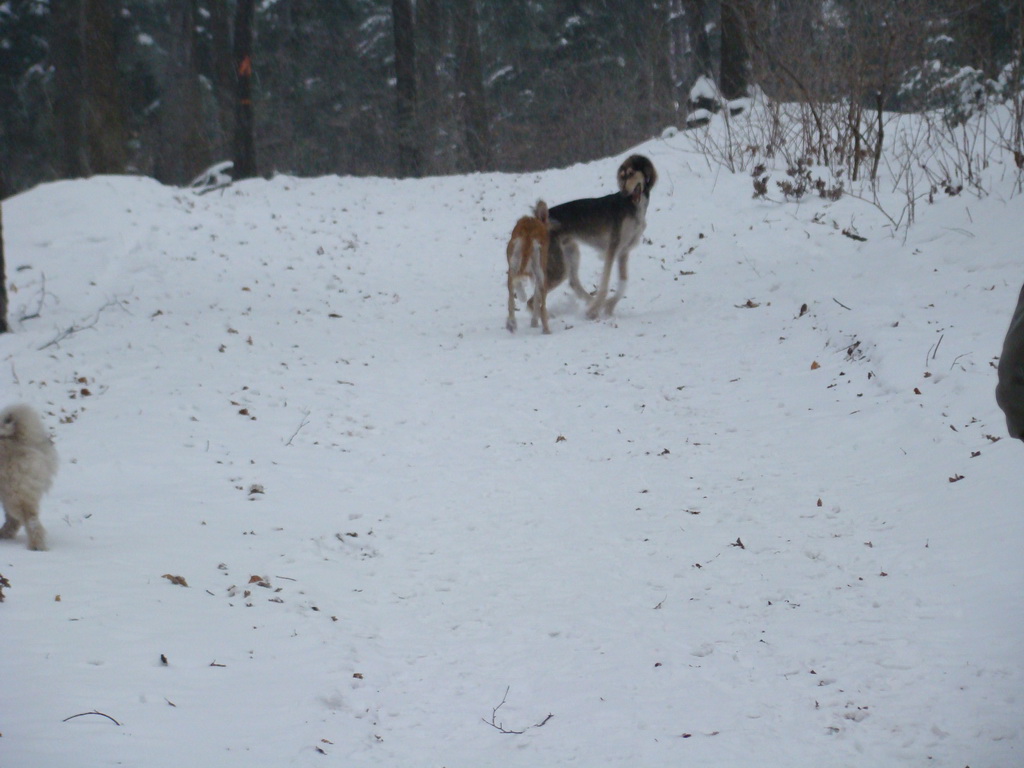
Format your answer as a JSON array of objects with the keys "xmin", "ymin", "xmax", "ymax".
[{"xmin": 1, "ymin": 113, "xmax": 1022, "ymax": 767}]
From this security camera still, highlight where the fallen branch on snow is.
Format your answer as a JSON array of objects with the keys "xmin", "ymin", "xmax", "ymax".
[
  {"xmin": 482, "ymin": 686, "xmax": 553, "ymax": 734},
  {"xmin": 62, "ymin": 710, "xmax": 122, "ymax": 726},
  {"xmin": 38, "ymin": 299, "xmax": 129, "ymax": 350}
]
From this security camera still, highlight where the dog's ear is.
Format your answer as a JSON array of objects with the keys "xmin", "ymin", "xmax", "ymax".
[
  {"xmin": 616, "ymin": 163, "xmax": 632, "ymax": 194},
  {"xmin": 642, "ymin": 159, "xmax": 657, "ymax": 193}
]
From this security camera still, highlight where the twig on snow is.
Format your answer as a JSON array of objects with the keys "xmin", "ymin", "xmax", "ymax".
[
  {"xmin": 38, "ymin": 299, "xmax": 128, "ymax": 351},
  {"xmin": 19, "ymin": 272, "xmax": 49, "ymax": 322},
  {"xmin": 62, "ymin": 710, "xmax": 122, "ymax": 726},
  {"xmin": 927, "ymin": 333, "xmax": 944, "ymax": 366},
  {"xmin": 285, "ymin": 409, "xmax": 311, "ymax": 446},
  {"xmin": 950, "ymin": 352, "xmax": 971, "ymax": 371},
  {"xmin": 482, "ymin": 686, "xmax": 553, "ymax": 734}
]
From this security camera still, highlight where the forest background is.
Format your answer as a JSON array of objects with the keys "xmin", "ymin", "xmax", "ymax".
[{"xmin": 0, "ymin": 0, "xmax": 1021, "ymax": 197}]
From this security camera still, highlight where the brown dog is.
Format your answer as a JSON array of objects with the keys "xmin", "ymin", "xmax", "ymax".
[{"xmin": 506, "ymin": 201, "xmax": 551, "ymax": 334}]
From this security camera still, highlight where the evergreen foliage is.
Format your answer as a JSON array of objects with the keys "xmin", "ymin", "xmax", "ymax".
[{"xmin": 0, "ymin": 1, "xmax": 1019, "ymax": 194}]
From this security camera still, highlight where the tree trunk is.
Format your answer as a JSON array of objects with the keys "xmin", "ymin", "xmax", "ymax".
[
  {"xmin": 208, "ymin": 0, "xmax": 236, "ymax": 159},
  {"xmin": 649, "ymin": 2, "xmax": 677, "ymax": 130},
  {"xmin": 720, "ymin": 0, "xmax": 751, "ymax": 101},
  {"xmin": 393, "ymin": 0, "xmax": 422, "ymax": 177},
  {"xmin": 83, "ymin": 0, "xmax": 126, "ymax": 174},
  {"xmin": 685, "ymin": 0, "xmax": 713, "ymax": 81},
  {"xmin": 453, "ymin": 0, "xmax": 491, "ymax": 171},
  {"xmin": 0, "ymin": 163, "xmax": 7, "ymax": 334},
  {"xmin": 684, "ymin": 0, "xmax": 717, "ymax": 114},
  {"xmin": 667, "ymin": 0, "xmax": 692, "ymax": 110},
  {"xmin": 417, "ymin": 0, "xmax": 452, "ymax": 173},
  {"xmin": 627, "ymin": 2, "xmax": 677, "ymax": 135},
  {"xmin": 50, "ymin": 0, "xmax": 87, "ymax": 178},
  {"xmin": 159, "ymin": 0, "xmax": 209, "ymax": 185},
  {"xmin": 233, "ymin": 0, "xmax": 258, "ymax": 180}
]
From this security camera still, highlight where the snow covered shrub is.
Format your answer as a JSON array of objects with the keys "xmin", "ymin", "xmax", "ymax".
[{"xmin": 901, "ymin": 61, "xmax": 994, "ymax": 127}]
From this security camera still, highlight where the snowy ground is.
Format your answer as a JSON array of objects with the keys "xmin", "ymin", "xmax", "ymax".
[{"xmin": 1, "ymin": 114, "xmax": 1022, "ymax": 767}]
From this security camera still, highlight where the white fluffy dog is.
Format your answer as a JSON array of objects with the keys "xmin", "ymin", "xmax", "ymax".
[{"xmin": 0, "ymin": 404, "xmax": 58, "ymax": 551}]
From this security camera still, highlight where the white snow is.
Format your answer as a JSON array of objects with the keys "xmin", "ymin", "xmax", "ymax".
[
  {"xmin": 690, "ymin": 74, "xmax": 719, "ymax": 102},
  {"xmin": 1, "ymin": 113, "xmax": 1022, "ymax": 767}
]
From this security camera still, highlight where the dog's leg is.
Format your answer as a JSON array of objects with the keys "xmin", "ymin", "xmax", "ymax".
[
  {"xmin": 538, "ymin": 285, "xmax": 551, "ymax": 334},
  {"xmin": 531, "ymin": 237, "xmax": 565, "ymax": 312},
  {"xmin": 537, "ymin": 269, "xmax": 551, "ymax": 335},
  {"xmin": 529, "ymin": 242, "xmax": 542, "ymax": 328},
  {"xmin": 605, "ymin": 248, "xmax": 629, "ymax": 315},
  {"xmin": 506, "ymin": 240, "xmax": 522, "ymax": 333},
  {"xmin": 587, "ymin": 252, "xmax": 615, "ymax": 319},
  {"xmin": 587, "ymin": 232, "xmax": 620, "ymax": 319},
  {"xmin": 563, "ymin": 239, "xmax": 593, "ymax": 301},
  {"xmin": 0, "ymin": 510, "xmax": 21, "ymax": 539},
  {"xmin": 506, "ymin": 272, "xmax": 518, "ymax": 333},
  {"xmin": 23, "ymin": 509, "xmax": 47, "ymax": 551},
  {"xmin": 530, "ymin": 243, "xmax": 551, "ymax": 334},
  {"xmin": 545, "ymin": 238, "xmax": 567, "ymax": 292}
]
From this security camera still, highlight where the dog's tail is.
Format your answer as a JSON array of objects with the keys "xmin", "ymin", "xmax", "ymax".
[{"xmin": 534, "ymin": 200, "xmax": 549, "ymax": 225}]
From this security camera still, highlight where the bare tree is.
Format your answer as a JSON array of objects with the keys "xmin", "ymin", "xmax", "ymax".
[
  {"xmin": 453, "ymin": 0, "xmax": 491, "ymax": 171},
  {"xmin": 416, "ymin": 0, "xmax": 452, "ymax": 173},
  {"xmin": 393, "ymin": 0, "xmax": 422, "ymax": 177},
  {"xmin": 233, "ymin": 0, "xmax": 258, "ymax": 180},
  {"xmin": 158, "ymin": 0, "xmax": 209, "ymax": 185},
  {"xmin": 720, "ymin": 0, "xmax": 751, "ymax": 100},
  {"xmin": 666, "ymin": 0, "xmax": 693, "ymax": 106},
  {"xmin": 683, "ymin": 0, "xmax": 717, "ymax": 112},
  {"xmin": 49, "ymin": 0, "xmax": 125, "ymax": 179},
  {"xmin": 0, "ymin": 162, "xmax": 7, "ymax": 334},
  {"xmin": 628, "ymin": 2, "xmax": 677, "ymax": 134},
  {"xmin": 50, "ymin": 0, "xmax": 87, "ymax": 178},
  {"xmin": 208, "ymin": 0, "xmax": 236, "ymax": 160},
  {"xmin": 687, "ymin": 0, "xmax": 714, "ymax": 79},
  {"xmin": 83, "ymin": 0, "xmax": 126, "ymax": 173}
]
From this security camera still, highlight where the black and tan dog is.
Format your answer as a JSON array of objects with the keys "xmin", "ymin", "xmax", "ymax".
[{"xmin": 542, "ymin": 155, "xmax": 657, "ymax": 319}]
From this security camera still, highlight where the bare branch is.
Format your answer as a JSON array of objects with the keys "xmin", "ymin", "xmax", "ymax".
[
  {"xmin": 285, "ymin": 409, "xmax": 311, "ymax": 446},
  {"xmin": 481, "ymin": 687, "xmax": 553, "ymax": 735},
  {"xmin": 38, "ymin": 299, "xmax": 128, "ymax": 351},
  {"xmin": 19, "ymin": 272, "xmax": 49, "ymax": 322},
  {"xmin": 62, "ymin": 710, "xmax": 122, "ymax": 726}
]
